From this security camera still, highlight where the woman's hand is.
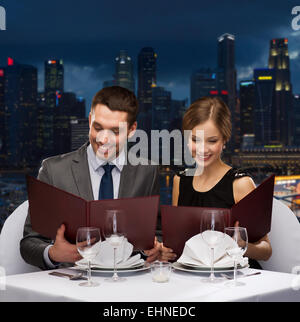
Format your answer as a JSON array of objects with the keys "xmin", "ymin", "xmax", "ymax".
[{"xmin": 234, "ymin": 220, "xmax": 272, "ymax": 261}]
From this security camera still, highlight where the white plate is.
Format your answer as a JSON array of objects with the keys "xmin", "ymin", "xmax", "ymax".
[
  {"xmin": 173, "ymin": 262, "xmax": 249, "ymax": 274},
  {"xmin": 75, "ymin": 259, "xmax": 145, "ymax": 270},
  {"xmin": 74, "ymin": 262, "xmax": 150, "ymax": 274}
]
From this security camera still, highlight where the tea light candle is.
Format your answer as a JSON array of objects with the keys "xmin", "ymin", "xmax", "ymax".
[{"xmin": 152, "ymin": 271, "xmax": 169, "ymax": 283}]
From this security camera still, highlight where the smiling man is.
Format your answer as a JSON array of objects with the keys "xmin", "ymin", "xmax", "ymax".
[{"xmin": 20, "ymin": 86, "xmax": 161, "ymax": 270}]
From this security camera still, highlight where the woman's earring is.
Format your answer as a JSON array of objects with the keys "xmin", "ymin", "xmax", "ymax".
[{"xmin": 223, "ymin": 145, "xmax": 226, "ymax": 150}]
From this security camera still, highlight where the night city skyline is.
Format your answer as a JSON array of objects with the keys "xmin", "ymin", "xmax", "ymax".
[
  {"xmin": 1, "ymin": 1, "xmax": 300, "ymax": 229},
  {"xmin": 0, "ymin": 1, "xmax": 300, "ymax": 113}
]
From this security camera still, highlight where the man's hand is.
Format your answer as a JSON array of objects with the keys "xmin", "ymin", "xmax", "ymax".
[
  {"xmin": 48, "ymin": 224, "xmax": 82, "ymax": 264},
  {"xmin": 143, "ymin": 237, "xmax": 161, "ymax": 263},
  {"xmin": 159, "ymin": 244, "xmax": 177, "ymax": 262}
]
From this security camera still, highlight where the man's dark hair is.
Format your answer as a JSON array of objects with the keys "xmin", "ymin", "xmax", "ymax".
[{"xmin": 91, "ymin": 86, "xmax": 139, "ymax": 127}]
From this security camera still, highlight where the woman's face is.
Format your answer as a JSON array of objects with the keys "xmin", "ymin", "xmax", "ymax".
[{"xmin": 188, "ymin": 119, "xmax": 225, "ymax": 168}]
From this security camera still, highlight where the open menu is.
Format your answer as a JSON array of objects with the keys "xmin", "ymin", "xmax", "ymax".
[
  {"xmin": 26, "ymin": 175, "xmax": 159, "ymax": 250},
  {"xmin": 161, "ymin": 174, "xmax": 275, "ymax": 257}
]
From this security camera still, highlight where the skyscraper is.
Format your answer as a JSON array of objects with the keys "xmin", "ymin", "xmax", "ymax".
[
  {"xmin": 44, "ymin": 59, "xmax": 64, "ymax": 156},
  {"xmin": 254, "ymin": 69, "xmax": 276, "ymax": 146},
  {"xmin": 45, "ymin": 59, "xmax": 64, "ymax": 93},
  {"xmin": 217, "ymin": 33, "xmax": 236, "ymax": 106},
  {"xmin": 268, "ymin": 38, "xmax": 293, "ymax": 146},
  {"xmin": 0, "ymin": 67, "xmax": 5, "ymax": 164},
  {"xmin": 115, "ymin": 50, "xmax": 135, "ymax": 93},
  {"xmin": 70, "ymin": 118, "xmax": 89, "ymax": 151},
  {"xmin": 152, "ymin": 86, "xmax": 171, "ymax": 130},
  {"xmin": 239, "ymin": 80, "xmax": 255, "ymax": 150},
  {"xmin": 36, "ymin": 92, "xmax": 46, "ymax": 161},
  {"xmin": 169, "ymin": 98, "xmax": 188, "ymax": 131},
  {"xmin": 293, "ymin": 95, "xmax": 300, "ymax": 146},
  {"xmin": 239, "ymin": 80, "xmax": 255, "ymax": 136},
  {"xmin": 53, "ymin": 92, "xmax": 74, "ymax": 155},
  {"xmin": 4, "ymin": 60, "xmax": 38, "ymax": 167},
  {"xmin": 190, "ymin": 68, "xmax": 218, "ymax": 103},
  {"xmin": 137, "ymin": 47, "xmax": 157, "ymax": 133},
  {"xmin": 53, "ymin": 92, "xmax": 86, "ymax": 155},
  {"xmin": 217, "ymin": 33, "xmax": 238, "ymax": 149}
]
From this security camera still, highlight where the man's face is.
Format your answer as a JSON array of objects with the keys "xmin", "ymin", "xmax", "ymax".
[{"xmin": 89, "ymin": 104, "xmax": 137, "ymax": 161}]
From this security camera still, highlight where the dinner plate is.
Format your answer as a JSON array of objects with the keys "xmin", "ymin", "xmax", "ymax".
[
  {"xmin": 74, "ymin": 262, "xmax": 150, "ymax": 274},
  {"xmin": 179, "ymin": 261, "xmax": 245, "ymax": 270},
  {"xmin": 173, "ymin": 262, "xmax": 249, "ymax": 274},
  {"xmin": 75, "ymin": 259, "xmax": 145, "ymax": 270}
]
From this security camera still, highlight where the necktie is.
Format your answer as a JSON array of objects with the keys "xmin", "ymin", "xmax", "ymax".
[{"xmin": 98, "ymin": 163, "xmax": 115, "ymax": 200}]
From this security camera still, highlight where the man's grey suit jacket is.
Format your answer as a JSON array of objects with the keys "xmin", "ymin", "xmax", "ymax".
[{"xmin": 20, "ymin": 142, "xmax": 160, "ymax": 270}]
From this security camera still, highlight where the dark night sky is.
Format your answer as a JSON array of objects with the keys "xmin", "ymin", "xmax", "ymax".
[{"xmin": 1, "ymin": 0, "xmax": 300, "ymax": 114}]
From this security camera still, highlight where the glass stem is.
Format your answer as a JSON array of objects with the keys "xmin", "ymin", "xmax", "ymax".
[
  {"xmin": 210, "ymin": 248, "xmax": 215, "ymax": 281},
  {"xmin": 234, "ymin": 259, "xmax": 237, "ymax": 286},
  {"xmin": 88, "ymin": 260, "xmax": 92, "ymax": 285},
  {"xmin": 113, "ymin": 247, "xmax": 118, "ymax": 280}
]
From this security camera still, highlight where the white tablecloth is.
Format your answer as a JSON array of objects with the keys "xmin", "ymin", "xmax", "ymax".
[{"xmin": 1, "ymin": 267, "xmax": 300, "ymax": 302}]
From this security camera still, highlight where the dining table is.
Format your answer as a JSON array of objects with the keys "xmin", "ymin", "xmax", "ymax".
[{"xmin": 1, "ymin": 264, "xmax": 300, "ymax": 303}]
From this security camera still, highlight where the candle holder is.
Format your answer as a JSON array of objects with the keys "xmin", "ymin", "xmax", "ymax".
[{"xmin": 151, "ymin": 261, "xmax": 172, "ymax": 283}]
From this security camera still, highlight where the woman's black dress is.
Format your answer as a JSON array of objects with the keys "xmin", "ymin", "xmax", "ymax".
[{"xmin": 177, "ymin": 168, "xmax": 262, "ymax": 269}]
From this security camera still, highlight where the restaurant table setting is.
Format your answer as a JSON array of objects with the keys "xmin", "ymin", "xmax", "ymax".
[
  {"xmin": 75, "ymin": 238, "xmax": 144, "ymax": 270},
  {"xmin": 2, "ymin": 265, "xmax": 300, "ymax": 302},
  {"xmin": 177, "ymin": 232, "xmax": 249, "ymax": 269},
  {"xmin": 2, "ymin": 229, "xmax": 300, "ymax": 302}
]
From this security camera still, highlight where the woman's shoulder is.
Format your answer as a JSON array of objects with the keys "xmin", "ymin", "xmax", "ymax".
[
  {"xmin": 174, "ymin": 168, "xmax": 194, "ymax": 180},
  {"xmin": 231, "ymin": 168, "xmax": 256, "ymax": 203},
  {"xmin": 228, "ymin": 168, "xmax": 254, "ymax": 180},
  {"xmin": 173, "ymin": 168, "xmax": 195, "ymax": 192}
]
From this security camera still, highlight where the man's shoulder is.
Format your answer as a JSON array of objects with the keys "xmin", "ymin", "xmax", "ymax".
[
  {"xmin": 42, "ymin": 144, "xmax": 87, "ymax": 166},
  {"xmin": 43, "ymin": 150, "xmax": 77, "ymax": 166}
]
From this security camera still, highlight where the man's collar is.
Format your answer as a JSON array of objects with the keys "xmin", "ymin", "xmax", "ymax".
[{"xmin": 87, "ymin": 144, "xmax": 125, "ymax": 172}]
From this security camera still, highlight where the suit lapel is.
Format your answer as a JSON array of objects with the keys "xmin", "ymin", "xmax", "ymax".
[{"xmin": 71, "ymin": 143, "xmax": 94, "ymax": 201}]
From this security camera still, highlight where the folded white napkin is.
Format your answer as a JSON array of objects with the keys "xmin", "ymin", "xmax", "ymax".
[
  {"xmin": 76, "ymin": 238, "xmax": 144, "ymax": 268},
  {"xmin": 177, "ymin": 232, "xmax": 248, "ymax": 268}
]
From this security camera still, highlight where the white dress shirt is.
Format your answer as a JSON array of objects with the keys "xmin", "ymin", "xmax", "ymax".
[
  {"xmin": 43, "ymin": 144, "xmax": 126, "ymax": 268},
  {"xmin": 86, "ymin": 143, "xmax": 125, "ymax": 200}
]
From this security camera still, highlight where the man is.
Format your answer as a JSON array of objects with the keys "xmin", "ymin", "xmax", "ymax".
[{"xmin": 20, "ymin": 86, "xmax": 161, "ymax": 269}]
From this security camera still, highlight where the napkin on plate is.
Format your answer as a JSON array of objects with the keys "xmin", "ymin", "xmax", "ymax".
[
  {"xmin": 177, "ymin": 232, "xmax": 248, "ymax": 268},
  {"xmin": 76, "ymin": 238, "xmax": 144, "ymax": 268}
]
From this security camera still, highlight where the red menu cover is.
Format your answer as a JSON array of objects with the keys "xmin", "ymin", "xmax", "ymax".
[
  {"xmin": 161, "ymin": 174, "xmax": 275, "ymax": 257},
  {"xmin": 26, "ymin": 175, "xmax": 159, "ymax": 250}
]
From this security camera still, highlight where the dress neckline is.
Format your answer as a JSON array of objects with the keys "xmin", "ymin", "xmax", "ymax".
[{"xmin": 191, "ymin": 168, "xmax": 233, "ymax": 194}]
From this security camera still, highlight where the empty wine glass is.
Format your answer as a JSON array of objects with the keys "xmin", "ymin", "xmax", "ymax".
[
  {"xmin": 76, "ymin": 227, "xmax": 101, "ymax": 287},
  {"xmin": 224, "ymin": 227, "xmax": 248, "ymax": 287},
  {"xmin": 103, "ymin": 210, "xmax": 126, "ymax": 283},
  {"xmin": 200, "ymin": 210, "xmax": 226, "ymax": 283}
]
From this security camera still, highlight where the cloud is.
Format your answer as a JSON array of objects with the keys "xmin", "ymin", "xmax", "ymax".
[
  {"xmin": 237, "ymin": 66, "xmax": 254, "ymax": 82},
  {"xmin": 3, "ymin": 0, "xmax": 300, "ymax": 102},
  {"xmin": 290, "ymin": 50, "xmax": 299, "ymax": 60},
  {"xmin": 63, "ymin": 63, "xmax": 113, "ymax": 114},
  {"xmin": 159, "ymin": 80, "xmax": 190, "ymax": 101}
]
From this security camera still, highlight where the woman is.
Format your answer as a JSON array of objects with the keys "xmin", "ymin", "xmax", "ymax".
[{"xmin": 160, "ymin": 97, "xmax": 272, "ymax": 268}]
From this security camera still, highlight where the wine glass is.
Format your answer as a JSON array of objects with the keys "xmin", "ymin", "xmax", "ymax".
[
  {"xmin": 224, "ymin": 227, "xmax": 248, "ymax": 287},
  {"xmin": 200, "ymin": 210, "xmax": 226, "ymax": 283},
  {"xmin": 76, "ymin": 227, "xmax": 101, "ymax": 287},
  {"xmin": 103, "ymin": 210, "xmax": 126, "ymax": 283}
]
